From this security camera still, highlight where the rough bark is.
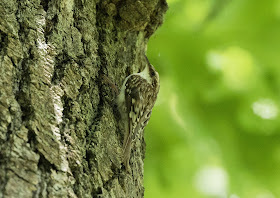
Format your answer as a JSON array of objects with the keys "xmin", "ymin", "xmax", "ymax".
[{"xmin": 0, "ymin": 0, "xmax": 167, "ymax": 197}]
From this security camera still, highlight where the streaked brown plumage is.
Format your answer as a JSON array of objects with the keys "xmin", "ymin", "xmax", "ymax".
[{"xmin": 117, "ymin": 58, "xmax": 160, "ymax": 171}]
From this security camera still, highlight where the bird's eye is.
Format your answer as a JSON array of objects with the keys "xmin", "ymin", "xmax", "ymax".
[{"xmin": 150, "ymin": 71, "xmax": 155, "ymax": 77}]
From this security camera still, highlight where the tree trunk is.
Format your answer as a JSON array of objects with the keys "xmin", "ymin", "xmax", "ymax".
[{"xmin": 0, "ymin": 0, "xmax": 167, "ymax": 197}]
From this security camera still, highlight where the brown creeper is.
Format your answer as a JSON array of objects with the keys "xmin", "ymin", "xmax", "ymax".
[{"xmin": 117, "ymin": 58, "xmax": 160, "ymax": 171}]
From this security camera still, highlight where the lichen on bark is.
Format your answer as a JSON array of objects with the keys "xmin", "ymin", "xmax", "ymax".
[{"xmin": 0, "ymin": 0, "xmax": 167, "ymax": 197}]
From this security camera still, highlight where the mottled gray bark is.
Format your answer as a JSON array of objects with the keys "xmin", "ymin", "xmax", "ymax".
[{"xmin": 0, "ymin": 0, "xmax": 167, "ymax": 197}]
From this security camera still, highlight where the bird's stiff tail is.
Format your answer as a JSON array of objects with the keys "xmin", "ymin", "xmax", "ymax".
[{"xmin": 123, "ymin": 133, "xmax": 132, "ymax": 172}]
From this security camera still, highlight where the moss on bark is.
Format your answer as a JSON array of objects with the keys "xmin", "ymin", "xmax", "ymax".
[{"xmin": 0, "ymin": 0, "xmax": 167, "ymax": 197}]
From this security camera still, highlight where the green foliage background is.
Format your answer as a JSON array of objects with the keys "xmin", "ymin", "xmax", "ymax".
[{"xmin": 145, "ymin": 0, "xmax": 280, "ymax": 197}]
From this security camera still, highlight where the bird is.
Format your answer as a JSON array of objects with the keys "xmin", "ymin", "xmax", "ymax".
[{"xmin": 117, "ymin": 57, "xmax": 160, "ymax": 171}]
